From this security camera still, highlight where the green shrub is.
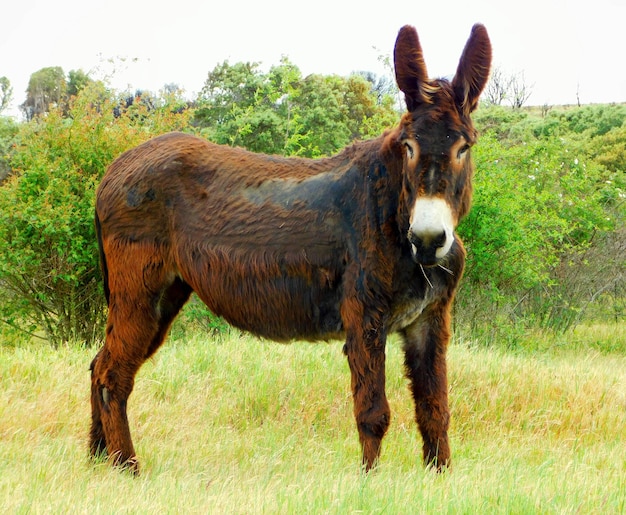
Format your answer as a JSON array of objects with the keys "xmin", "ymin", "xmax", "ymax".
[
  {"xmin": 457, "ymin": 124, "xmax": 622, "ymax": 339},
  {"xmin": 0, "ymin": 83, "xmax": 192, "ymax": 345}
]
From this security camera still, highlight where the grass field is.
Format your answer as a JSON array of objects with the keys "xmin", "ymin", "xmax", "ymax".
[{"xmin": 1, "ymin": 325, "xmax": 625, "ymax": 513}]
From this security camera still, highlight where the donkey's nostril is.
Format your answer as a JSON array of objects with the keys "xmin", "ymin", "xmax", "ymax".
[
  {"xmin": 408, "ymin": 231, "xmax": 422, "ymax": 249},
  {"xmin": 432, "ymin": 231, "xmax": 446, "ymax": 249},
  {"xmin": 410, "ymin": 230, "xmax": 445, "ymax": 249}
]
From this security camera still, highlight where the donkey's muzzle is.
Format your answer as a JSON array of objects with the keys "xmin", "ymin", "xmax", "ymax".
[{"xmin": 408, "ymin": 230, "xmax": 447, "ymax": 266}]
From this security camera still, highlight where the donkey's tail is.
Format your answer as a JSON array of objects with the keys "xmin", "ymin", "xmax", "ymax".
[{"xmin": 95, "ymin": 210, "xmax": 110, "ymax": 306}]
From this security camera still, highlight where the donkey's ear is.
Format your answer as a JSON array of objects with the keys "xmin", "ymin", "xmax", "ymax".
[
  {"xmin": 452, "ymin": 24, "xmax": 492, "ymax": 115},
  {"xmin": 394, "ymin": 25, "xmax": 429, "ymax": 112}
]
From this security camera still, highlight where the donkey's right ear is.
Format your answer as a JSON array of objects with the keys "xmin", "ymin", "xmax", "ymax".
[{"xmin": 394, "ymin": 25, "xmax": 430, "ymax": 112}]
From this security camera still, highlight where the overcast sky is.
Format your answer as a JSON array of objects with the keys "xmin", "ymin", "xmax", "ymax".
[{"xmin": 2, "ymin": 0, "xmax": 625, "ymax": 117}]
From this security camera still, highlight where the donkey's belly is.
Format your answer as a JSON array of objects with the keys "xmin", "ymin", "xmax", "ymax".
[{"xmin": 185, "ymin": 261, "xmax": 345, "ymax": 342}]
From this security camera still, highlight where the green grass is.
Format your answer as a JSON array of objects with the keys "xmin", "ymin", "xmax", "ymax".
[{"xmin": 1, "ymin": 328, "xmax": 625, "ymax": 513}]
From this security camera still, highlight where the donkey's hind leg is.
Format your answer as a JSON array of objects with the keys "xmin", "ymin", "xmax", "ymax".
[
  {"xmin": 89, "ymin": 244, "xmax": 191, "ymax": 473},
  {"xmin": 89, "ymin": 349, "xmax": 108, "ymax": 459}
]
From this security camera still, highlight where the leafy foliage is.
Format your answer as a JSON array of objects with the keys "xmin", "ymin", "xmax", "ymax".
[
  {"xmin": 20, "ymin": 67, "xmax": 67, "ymax": 121},
  {"xmin": 0, "ymin": 116, "xmax": 18, "ymax": 183},
  {"xmin": 457, "ymin": 105, "xmax": 625, "ymax": 340},
  {"xmin": 0, "ymin": 76, "xmax": 13, "ymax": 114},
  {"xmin": 0, "ymin": 83, "xmax": 192, "ymax": 345},
  {"xmin": 19, "ymin": 67, "xmax": 97, "ymax": 121},
  {"xmin": 66, "ymin": 69, "xmax": 93, "ymax": 98},
  {"xmin": 194, "ymin": 58, "xmax": 398, "ymax": 157}
]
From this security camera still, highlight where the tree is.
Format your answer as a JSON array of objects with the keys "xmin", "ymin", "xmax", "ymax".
[
  {"xmin": 0, "ymin": 77, "xmax": 16, "ymax": 182},
  {"xmin": 483, "ymin": 67, "xmax": 533, "ymax": 109},
  {"xmin": 113, "ymin": 89, "xmax": 158, "ymax": 120},
  {"xmin": 0, "ymin": 116, "xmax": 18, "ymax": 183},
  {"xmin": 20, "ymin": 66, "xmax": 67, "ymax": 120},
  {"xmin": 289, "ymin": 73, "xmax": 397, "ymax": 156},
  {"xmin": 509, "ymin": 71, "xmax": 533, "ymax": 109},
  {"xmin": 0, "ymin": 76, "xmax": 13, "ymax": 114},
  {"xmin": 195, "ymin": 61, "xmax": 265, "ymax": 126},
  {"xmin": 194, "ymin": 61, "xmax": 282, "ymax": 153},
  {"xmin": 66, "ymin": 69, "xmax": 93, "ymax": 97},
  {"xmin": 194, "ymin": 59, "xmax": 399, "ymax": 157},
  {"xmin": 483, "ymin": 66, "xmax": 512, "ymax": 106},
  {"xmin": 161, "ymin": 83, "xmax": 182, "ymax": 96},
  {"xmin": 356, "ymin": 71, "xmax": 397, "ymax": 105}
]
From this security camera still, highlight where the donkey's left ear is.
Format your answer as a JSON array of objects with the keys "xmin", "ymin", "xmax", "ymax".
[{"xmin": 452, "ymin": 24, "xmax": 492, "ymax": 115}]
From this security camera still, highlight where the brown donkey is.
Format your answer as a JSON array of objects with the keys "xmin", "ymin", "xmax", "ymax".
[{"xmin": 90, "ymin": 24, "xmax": 491, "ymax": 473}]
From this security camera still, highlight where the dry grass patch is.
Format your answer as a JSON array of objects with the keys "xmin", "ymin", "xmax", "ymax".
[{"xmin": 0, "ymin": 332, "xmax": 624, "ymax": 513}]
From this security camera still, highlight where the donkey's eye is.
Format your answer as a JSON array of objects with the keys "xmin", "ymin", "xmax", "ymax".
[{"xmin": 457, "ymin": 144, "xmax": 470, "ymax": 159}]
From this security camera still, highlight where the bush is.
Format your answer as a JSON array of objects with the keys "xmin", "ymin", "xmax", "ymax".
[
  {"xmin": 457, "ymin": 108, "xmax": 624, "ymax": 340},
  {"xmin": 0, "ymin": 83, "xmax": 192, "ymax": 345}
]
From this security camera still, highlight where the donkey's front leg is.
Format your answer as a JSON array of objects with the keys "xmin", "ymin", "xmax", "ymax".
[
  {"xmin": 401, "ymin": 301, "xmax": 452, "ymax": 471},
  {"xmin": 342, "ymin": 303, "xmax": 390, "ymax": 471}
]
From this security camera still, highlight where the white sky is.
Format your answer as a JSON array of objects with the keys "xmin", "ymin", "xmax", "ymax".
[{"xmin": 2, "ymin": 0, "xmax": 625, "ymax": 118}]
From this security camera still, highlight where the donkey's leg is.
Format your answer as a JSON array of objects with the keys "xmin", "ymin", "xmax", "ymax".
[
  {"xmin": 90, "ymin": 343, "xmax": 140, "ymax": 471},
  {"xmin": 342, "ymin": 299, "xmax": 390, "ymax": 471},
  {"xmin": 90, "ymin": 295, "xmax": 160, "ymax": 472},
  {"xmin": 89, "ymin": 281, "xmax": 191, "ymax": 470},
  {"xmin": 89, "ymin": 349, "xmax": 107, "ymax": 458},
  {"xmin": 401, "ymin": 302, "xmax": 452, "ymax": 471},
  {"xmin": 89, "ymin": 245, "xmax": 189, "ymax": 472}
]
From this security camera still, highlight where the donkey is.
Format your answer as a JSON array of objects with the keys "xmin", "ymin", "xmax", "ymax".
[{"xmin": 90, "ymin": 24, "xmax": 491, "ymax": 473}]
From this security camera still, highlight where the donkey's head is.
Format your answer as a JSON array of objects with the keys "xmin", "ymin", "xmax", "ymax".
[{"xmin": 393, "ymin": 24, "xmax": 491, "ymax": 266}]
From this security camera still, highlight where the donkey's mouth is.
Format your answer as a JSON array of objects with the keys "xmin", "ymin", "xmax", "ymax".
[
  {"xmin": 416, "ymin": 260, "xmax": 440, "ymax": 269},
  {"xmin": 412, "ymin": 256, "xmax": 439, "ymax": 268},
  {"xmin": 410, "ymin": 243, "xmax": 443, "ymax": 268}
]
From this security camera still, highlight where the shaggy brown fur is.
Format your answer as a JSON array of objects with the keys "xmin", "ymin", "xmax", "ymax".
[{"xmin": 90, "ymin": 24, "xmax": 491, "ymax": 473}]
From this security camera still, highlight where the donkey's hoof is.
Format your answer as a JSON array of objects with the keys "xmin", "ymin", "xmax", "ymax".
[{"xmin": 111, "ymin": 453, "xmax": 140, "ymax": 475}]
